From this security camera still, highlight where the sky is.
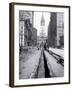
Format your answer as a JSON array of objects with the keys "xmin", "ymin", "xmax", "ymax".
[{"xmin": 33, "ymin": 12, "xmax": 51, "ymax": 36}]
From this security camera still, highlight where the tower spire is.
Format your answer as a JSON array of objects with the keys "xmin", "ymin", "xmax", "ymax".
[{"xmin": 41, "ymin": 12, "xmax": 45, "ymax": 26}]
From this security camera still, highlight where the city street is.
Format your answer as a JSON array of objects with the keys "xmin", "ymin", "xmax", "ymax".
[
  {"xmin": 19, "ymin": 47, "xmax": 64, "ymax": 79},
  {"xmin": 19, "ymin": 10, "xmax": 64, "ymax": 79}
]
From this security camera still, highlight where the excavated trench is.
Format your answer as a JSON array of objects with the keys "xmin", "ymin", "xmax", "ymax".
[
  {"xmin": 35, "ymin": 49, "xmax": 51, "ymax": 78},
  {"xmin": 43, "ymin": 51, "xmax": 51, "ymax": 78}
]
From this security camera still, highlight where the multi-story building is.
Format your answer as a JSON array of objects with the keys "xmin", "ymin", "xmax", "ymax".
[
  {"xmin": 57, "ymin": 13, "xmax": 64, "ymax": 47},
  {"xmin": 32, "ymin": 27, "xmax": 37, "ymax": 46},
  {"xmin": 47, "ymin": 12, "xmax": 64, "ymax": 48},
  {"xmin": 19, "ymin": 11, "xmax": 37, "ymax": 49},
  {"xmin": 19, "ymin": 11, "xmax": 33, "ymax": 47},
  {"xmin": 47, "ymin": 12, "xmax": 57, "ymax": 47}
]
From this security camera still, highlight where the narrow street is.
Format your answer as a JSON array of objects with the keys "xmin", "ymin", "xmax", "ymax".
[{"xmin": 19, "ymin": 47, "xmax": 64, "ymax": 79}]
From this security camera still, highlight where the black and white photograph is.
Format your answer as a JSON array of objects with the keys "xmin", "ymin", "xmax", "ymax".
[
  {"xmin": 19, "ymin": 11, "xmax": 64, "ymax": 79},
  {"xmin": 9, "ymin": 3, "xmax": 70, "ymax": 87}
]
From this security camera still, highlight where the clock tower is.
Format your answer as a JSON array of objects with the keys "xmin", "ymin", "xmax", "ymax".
[{"xmin": 40, "ymin": 13, "xmax": 46, "ymax": 43}]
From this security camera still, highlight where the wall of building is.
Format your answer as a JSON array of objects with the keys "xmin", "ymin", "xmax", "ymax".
[
  {"xmin": 47, "ymin": 12, "xmax": 64, "ymax": 48},
  {"xmin": 57, "ymin": 13, "xmax": 64, "ymax": 47},
  {"xmin": 19, "ymin": 11, "xmax": 37, "ymax": 48},
  {"xmin": 19, "ymin": 11, "xmax": 33, "ymax": 47},
  {"xmin": 47, "ymin": 12, "xmax": 57, "ymax": 48},
  {"xmin": 32, "ymin": 27, "xmax": 37, "ymax": 46}
]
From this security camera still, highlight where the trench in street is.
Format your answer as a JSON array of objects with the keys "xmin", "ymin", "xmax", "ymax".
[{"xmin": 35, "ymin": 49, "xmax": 51, "ymax": 78}]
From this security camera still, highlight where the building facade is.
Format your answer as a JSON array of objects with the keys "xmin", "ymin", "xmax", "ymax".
[
  {"xmin": 47, "ymin": 12, "xmax": 64, "ymax": 48},
  {"xmin": 19, "ymin": 11, "xmax": 33, "ymax": 48},
  {"xmin": 57, "ymin": 13, "xmax": 64, "ymax": 47},
  {"xmin": 32, "ymin": 27, "xmax": 37, "ymax": 46},
  {"xmin": 47, "ymin": 12, "xmax": 57, "ymax": 48},
  {"xmin": 19, "ymin": 11, "xmax": 37, "ymax": 49}
]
